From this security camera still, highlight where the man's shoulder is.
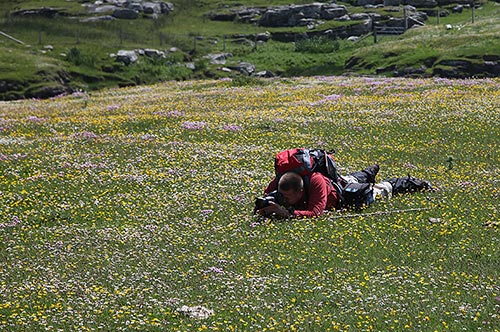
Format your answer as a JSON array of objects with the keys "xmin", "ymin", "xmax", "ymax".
[{"xmin": 310, "ymin": 172, "xmax": 330, "ymax": 185}]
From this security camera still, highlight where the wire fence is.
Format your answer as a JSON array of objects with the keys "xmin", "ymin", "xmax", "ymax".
[{"xmin": 0, "ymin": 6, "xmax": 483, "ymax": 51}]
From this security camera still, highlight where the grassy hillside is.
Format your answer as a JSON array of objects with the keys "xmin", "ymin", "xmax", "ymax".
[{"xmin": 0, "ymin": 0, "xmax": 499, "ymax": 100}]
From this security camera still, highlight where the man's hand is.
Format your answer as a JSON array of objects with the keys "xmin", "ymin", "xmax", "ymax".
[{"xmin": 256, "ymin": 201, "xmax": 291, "ymax": 219}]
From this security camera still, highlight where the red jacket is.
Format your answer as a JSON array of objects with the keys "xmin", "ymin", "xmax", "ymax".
[{"xmin": 264, "ymin": 172, "xmax": 340, "ymax": 218}]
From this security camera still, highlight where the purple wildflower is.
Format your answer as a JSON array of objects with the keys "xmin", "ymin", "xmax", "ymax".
[
  {"xmin": 167, "ymin": 110, "xmax": 185, "ymax": 117},
  {"xmin": 323, "ymin": 94, "xmax": 343, "ymax": 101},
  {"xmin": 73, "ymin": 131, "xmax": 99, "ymax": 139},
  {"xmin": 107, "ymin": 104, "xmax": 120, "ymax": 111},
  {"xmin": 0, "ymin": 216, "xmax": 21, "ymax": 228},
  {"xmin": 223, "ymin": 124, "xmax": 242, "ymax": 131},
  {"xmin": 27, "ymin": 116, "xmax": 46, "ymax": 123},
  {"xmin": 204, "ymin": 266, "xmax": 224, "ymax": 274},
  {"xmin": 182, "ymin": 121, "xmax": 207, "ymax": 130}
]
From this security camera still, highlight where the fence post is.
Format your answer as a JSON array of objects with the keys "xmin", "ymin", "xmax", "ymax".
[
  {"xmin": 471, "ymin": 0, "xmax": 475, "ymax": 23},
  {"xmin": 223, "ymin": 35, "xmax": 226, "ymax": 51},
  {"xmin": 404, "ymin": 7, "xmax": 408, "ymax": 31},
  {"xmin": 373, "ymin": 23, "xmax": 377, "ymax": 44}
]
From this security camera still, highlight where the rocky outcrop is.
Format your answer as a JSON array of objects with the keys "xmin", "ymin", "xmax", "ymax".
[
  {"xmin": 82, "ymin": 1, "xmax": 174, "ymax": 19},
  {"xmin": 208, "ymin": 7, "xmax": 264, "ymax": 23},
  {"xmin": 208, "ymin": 3, "xmax": 427, "ymax": 39},
  {"xmin": 0, "ymin": 70, "xmax": 73, "ymax": 101},
  {"xmin": 433, "ymin": 57, "xmax": 500, "ymax": 78},
  {"xmin": 10, "ymin": 7, "xmax": 64, "ymax": 18},
  {"xmin": 350, "ymin": 55, "xmax": 500, "ymax": 79},
  {"xmin": 270, "ymin": 19, "xmax": 373, "ymax": 42},
  {"xmin": 258, "ymin": 3, "xmax": 348, "ymax": 27},
  {"xmin": 208, "ymin": 3, "xmax": 348, "ymax": 27}
]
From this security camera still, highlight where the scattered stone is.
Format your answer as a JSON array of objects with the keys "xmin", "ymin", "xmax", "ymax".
[
  {"xmin": 116, "ymin": 50, "xmax": 138, "ymax": 65},
  {"xmin": 144, "ymin": 48, "xmax": 165, "ymax": 58},
  {"xmin": 204, "ymin": 53, "xmax": 233, "ymax": 65},
  {"xmin": 176, "ymin": 305, "xmax": 213, "ymax": 319},
  {"xmin": 428, "ymin": 217, "xmax": 443, "ymax": 224},
  {"xmin": 227, "ymin": 62, "xmax": 255, "ymax": 75},
  {"xmin": 255, "ymin": 70, "xmax": 275, "ymax": 78}
]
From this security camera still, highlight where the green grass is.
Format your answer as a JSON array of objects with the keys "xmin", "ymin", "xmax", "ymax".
[{"xmin": 0, "ymin": 76, "xmax": 499, "ymax": 331}]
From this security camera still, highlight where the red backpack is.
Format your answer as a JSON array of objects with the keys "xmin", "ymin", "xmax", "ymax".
[{"xmin": 274, "ymin": 148, "xmax": 340, "ymax": 188}]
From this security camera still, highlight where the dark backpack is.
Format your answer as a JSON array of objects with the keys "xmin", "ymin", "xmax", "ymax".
[
  {"xmin": 274, "ymin": 148, "xmax": 340, "ymax": 188},
  {"xmin": 384, "ymin": 175, "xmax": 434, "ymax": 195}
]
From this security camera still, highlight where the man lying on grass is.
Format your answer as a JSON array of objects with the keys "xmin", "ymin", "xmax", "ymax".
[{"xmin": 254, "ymin": 149, "xmax": 433, "ymax": 219}]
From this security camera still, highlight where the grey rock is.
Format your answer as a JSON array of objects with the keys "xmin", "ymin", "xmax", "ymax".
[
  {"xmin": 255, "ymin": 70, "xmax": 275, "ymax": 78},
  {"xmin": 80, "ymin": 15, "xmax": 116, "ymax": 22},
  {"xmin": 116, "ymin": 50, "xmax": 138, "ymax": 64},
  {"xmin": 144, "ymin": 48, "xmax": 165, "ymax": 58},
  {"xmin": 143, "ymin": 2, "xmax": 162, "ymax": 14},
  {"xmin": 112, "ymin": 8, "xmax": 139, "ymax": 19},
  {"xmin": 227, "ymin": 62, "xmax": 255, "ymax": 75}
]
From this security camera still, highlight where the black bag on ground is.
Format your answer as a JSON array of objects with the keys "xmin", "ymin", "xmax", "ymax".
[
  {"xmin": 384, "ymin": 175, "xmax": 433, "ymax": 195},
  {"xmin": 340, "ymin": 182, "xmax": 374, "ymax": 210}
]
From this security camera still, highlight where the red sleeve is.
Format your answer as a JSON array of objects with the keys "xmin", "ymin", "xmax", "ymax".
[{"xmin": 293, "ymin": 173, "xmax": 328, "ymax": 218}]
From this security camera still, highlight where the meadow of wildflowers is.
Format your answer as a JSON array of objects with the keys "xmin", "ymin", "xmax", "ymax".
[{"xmin": 0, "ymin": 76, "xmax": 499, "ymax": 331}]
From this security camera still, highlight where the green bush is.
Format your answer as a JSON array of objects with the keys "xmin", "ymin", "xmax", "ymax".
[
  {"xmin": 295, "ymin": 36, "xmax": 340, "ymax": 53},
  {"xmin": 66, "ymin": 47, "xmax": 96, "ymax": 67}
]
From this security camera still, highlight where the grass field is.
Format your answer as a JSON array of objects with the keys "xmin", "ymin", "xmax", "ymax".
[{"xmin": 0, "ymin": 76, "xmax": 499, "ymax": 331}]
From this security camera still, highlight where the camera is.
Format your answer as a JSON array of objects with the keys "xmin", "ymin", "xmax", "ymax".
[{"xmin": 254, "ymin": 190, "xmax": 283, "ymax": 213}]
